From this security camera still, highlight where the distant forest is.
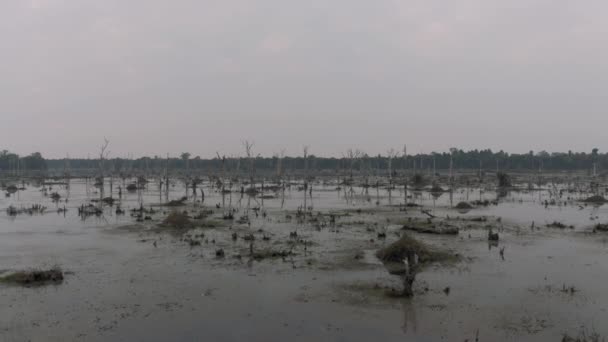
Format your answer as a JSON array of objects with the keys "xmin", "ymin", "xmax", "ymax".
[{"xmin": 0, "ymin": 148, "xmax": 606, "ymax": 173}]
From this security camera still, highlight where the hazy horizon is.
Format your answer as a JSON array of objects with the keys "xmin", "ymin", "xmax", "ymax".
[
  {"xmin": 2, "ymin": 0, "xmax": 608, "ymax": 158},
  {"xmin": 3, "ymin": 145, "xmax": 605, "ymax": 160}
]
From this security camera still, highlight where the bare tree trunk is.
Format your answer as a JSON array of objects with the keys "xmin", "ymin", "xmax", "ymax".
[
  {"xmin": 98, "ymin": 138, "xmax": 110, "ymax": 207},
  {"xmin": 402, "ymin": 145, "xmax": 408, "ymax": 203},
  {"xmin": 165, "ymin": 153, "xmax": 169, "ymax": 202},
  {"xmin": 243, "ymin": 140, "xmax": 255, "ymax": 192}
]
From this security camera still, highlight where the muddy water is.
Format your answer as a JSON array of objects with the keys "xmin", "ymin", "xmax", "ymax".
[{"xmin": 1, "ymin": 178, "xmax": 608, "ymax": 341}]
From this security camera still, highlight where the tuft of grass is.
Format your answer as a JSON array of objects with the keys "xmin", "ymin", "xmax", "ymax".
[
  {"xmin": 251, "ymin": 249, "xmax": 293, "ymax": 261},
  {"xmin": 376, "ymin": 234, "xmax": 454, "ymax": 264},
  {"xmin": 401, "ymin": 218, "xmax": 459, "ymax": 235},
  {"xmin": 165, "ymin": 197, "xmax": 188, "ymax": 207},
  {"xmin": 547, "ymin": 221, "xmax": 574, "ymax": 229},
  {"xmin": 0, "ymin": 266, "xmax": 64, "ymax": 286},
  {"xmin": 199, "ymin": 219, "xmax": 225, "ymax": 228},
  {"xmin": 562, "ymin": 329, "xmax": 605, "ymax": 342},
  {"xmin": 455, "ymin": 202, "xmax": 473, "ymax": 210},
  {"xmin": 162, "ymin": 211, "xmax": 194, "ymax": 229},
  {"xmin": 583, "ymin": 195, "xmax": 607, "ymax": 204},
  {"xmin": 595, "ymin": 223, "xmax": 608, "ymax": 232}
]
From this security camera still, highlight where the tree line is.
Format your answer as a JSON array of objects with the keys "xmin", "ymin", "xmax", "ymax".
[
  {"xmin": 0, "ymin": 150, "xmax": 47, "ymax": 171},
  {"xmin": 0, "ymin": 148, "xmax": 605, "ymax": 173}
]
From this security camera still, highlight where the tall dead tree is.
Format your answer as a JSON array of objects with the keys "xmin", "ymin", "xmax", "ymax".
[
  {"xmin": 275, "ymin": 150, "xmax": 285, "ymax": 179},
  {"xmin": 216, "ymin": 152, "xmax": 226, "ymax": 187},
  {"xmin": 98, "ymin": 138, "xmax": 110, "ymax": 204},
  {"xmin": 165, "ymin": 153, "xmax": 170, "ymax": 202},
  {"xmin": 243, "ymin": 140, "xmax": 255, "ymax": 192},
  {"xmin": 387, "ymin": 148, "xmax": 398, "ymax": 182},
  {"xmin": 302, "ymin": 146, "xmax": 310, "ymax": 211},
  {"xmin": 402, "ymin": 145, "xmax": 408, "ymax": 202},
  {"xmin": 303, "ymin": 146, "xmax": 309, "ymax": 184},
  {"xmin": 181, "ymin": 152, "xmax": 191, "ymax": 173},
  {"xmin": 344, "ymin": 148, "xmax": 362, "ymax": 180}
]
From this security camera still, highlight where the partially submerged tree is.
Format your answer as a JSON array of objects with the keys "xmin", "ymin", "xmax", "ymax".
[
  {"xmin": 181, "ymin": 152, "xmax": 191, "ymax": 172},
  {"xmin": 97, "ymin": 138, "xmax": 110, "ymax": 201},
  {"xmin": 275, "ymin": 149, "xmax": 285, "ymax": 179},
  {"xmin": 243, "ymin": 140, "xmax": 256, "ymax": 192},
  {"xmin": 344, "ymin": 148, "xmax": 363, "ymax": 180},
  {"xmin": 387, "ymin": 148, "xmax": 398, "ymax": 181},
  {"xmin": 303, "ymin": 146, "xmax": 309, "ymax": 185}
]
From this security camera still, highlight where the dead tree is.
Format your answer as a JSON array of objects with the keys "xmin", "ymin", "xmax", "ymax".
[
  {"xmin": 344, "ymin": 148, "xmax": 362, "ymax": 180},
  {"xmin": 387, "ymin": 148, "xmax": 398, "ymax": 182},
  {"xmin": 243, "ymin": 140, "xmax": 255, "ymax": 192},
  {"xmin": 216, "ymin": 152, "xmax": 226, "ymax": 191},
  {"xmin": 302, "ymin": 146, "xmax": 310, "ymax": 210},
  {"xmin": 303, "ymin": 146, "xmax": 309, "ymax": 185},
  {"xmin": 98, "ymin": 138, "xmax": 110, "ymax": 203},
  {"xmin": 449, "ymin": 148, "xmax": 455, "ymax": 189},
  {"xmin": 181, "ymin": 152, "xmax": 191, "ymax": 173},
  {"xmin": 165, "ymin": 153, "xmax": 170, "ymax": 202},
  {"xmin": 402, "ymin": 251, "xmax": 419, "ymax": 297},
  {"xmin": 273, "ymin": 149, "xmax": 285, "ymax": 185},
  {"xmin": 402, "ymin": 145, "xmax": 408, "ymax": 202},
  {"xmin": 360, "ymin": 152, "xmax": 370, "ymax": 190}
]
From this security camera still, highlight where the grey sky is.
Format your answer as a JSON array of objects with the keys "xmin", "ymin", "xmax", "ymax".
[{"xmin": 1, "ymin": 0, "xmax": 607, "ymax": 158}]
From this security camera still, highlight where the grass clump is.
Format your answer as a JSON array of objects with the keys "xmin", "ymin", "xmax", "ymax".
[
  {"xmin": 430, "ymin": 184, "xmax": 445, "ymax": 193},
  {"xmin": 0, "ymin": 267, "xmax": 64, "ymax": 286},
  {"xmin": 547, "ymin": 221, "xmax": 573, "ymax": 229},
  {"xmin": 251, "ymin": 249, "xmax": 293, "ymax": 261},
  {"xmin": 376, "ymin": 234, "xmax": 457, "ymax": 297},
  {"xmin": 583, "ymin": 195, "xmax": 607, "ymax": 204},
  {"xmin": 595, "ymin": 223, "xmax": 608, "ymax": 232},
  {"xmin": 455, "ymin": 202, "xmax": 473, "ymax": 210},
  {"xmin": 401, "ymin": 218, "xmax": 459, "ymax": 235},
  {"xmin": 562, "ymin": 330, "xmax": 605, "ymax": 342},
  {"xmin": 412, "ymin": 174, "xmax": 426, "ymax": 188},
  {"xmin": 162, "ymin": 211, "xmax": 194, "ymax": 229},
  {"xmin": 200, "ymin": 219, "xmax": 224, "ymax": 228},
  {"xmin": 376, "ymin": 234, "xmax": 452, "ymax": 264},
  {"xmin": 165, "ymin": 197, "xmax": 188, "ymax": 207}
]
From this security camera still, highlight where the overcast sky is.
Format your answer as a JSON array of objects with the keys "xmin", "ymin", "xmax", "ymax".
[{"xmin": 1, "ymin": 0, "xmax": 607, "ymax": 158}]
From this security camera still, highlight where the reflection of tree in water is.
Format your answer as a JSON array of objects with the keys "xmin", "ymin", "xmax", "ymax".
[{"xmin": 400, "ymin": 298, "xmax": 418, "ymax": 334}]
